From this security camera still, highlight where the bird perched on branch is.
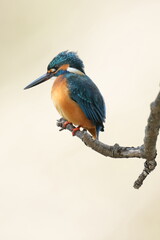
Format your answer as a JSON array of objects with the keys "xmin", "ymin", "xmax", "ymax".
[{"xmin": 24, "ymin": 51, "xmax": 106, "ymax": 139}]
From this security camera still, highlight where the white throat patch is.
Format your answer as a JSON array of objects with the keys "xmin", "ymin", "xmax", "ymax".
[{"xmin": 67, "ymin": 67, "xmax": 85, "ymax": 75}]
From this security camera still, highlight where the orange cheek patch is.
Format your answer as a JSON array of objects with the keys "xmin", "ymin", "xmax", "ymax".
[{"xmin": 58, "ymin": 64, "xmax": 69, "ymax": 71}]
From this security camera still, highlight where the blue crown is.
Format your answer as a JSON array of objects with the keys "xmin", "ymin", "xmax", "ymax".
[{"xmin": 47, "ymin": 51, "xmax": 85, "ymax": 73}]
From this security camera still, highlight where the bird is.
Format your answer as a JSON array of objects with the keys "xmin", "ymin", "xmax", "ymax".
[{"xmin": 24, "ymin": 51, "xmax": 106, "ymax": 139}]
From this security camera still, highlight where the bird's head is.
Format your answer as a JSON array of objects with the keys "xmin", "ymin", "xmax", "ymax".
[{"xmin": 24, "ymin": 51, "xmax": 85, "ymax": 90}]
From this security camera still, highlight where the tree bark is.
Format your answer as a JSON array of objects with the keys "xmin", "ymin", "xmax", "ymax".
[{"xmin": 57, "ymin": 91, "xmax": 160, "ymax": 189}]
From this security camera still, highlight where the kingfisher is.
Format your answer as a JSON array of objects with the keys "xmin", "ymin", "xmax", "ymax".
[{"xmin": 24, "ymin": 51, "xmax": 106, "ymax": 139}]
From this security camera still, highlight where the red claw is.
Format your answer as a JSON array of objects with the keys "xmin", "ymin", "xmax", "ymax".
[
  {"xmin": 72, "ymin": 126, "xmax": 81, "ymax": 136},
  {"xmin": 63, "ymin": 121, "xmax": 72, "ymax": 128}
]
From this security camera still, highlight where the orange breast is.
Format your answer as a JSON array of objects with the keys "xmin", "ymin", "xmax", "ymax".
[{"xmin": 51, "ymin": 76, "xmax": 96, "ymax": 138}]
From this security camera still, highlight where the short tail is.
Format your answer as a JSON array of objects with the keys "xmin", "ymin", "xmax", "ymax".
[{"xmin": 96, "ymin": 124, "xmax": 104, "ymax": 139}]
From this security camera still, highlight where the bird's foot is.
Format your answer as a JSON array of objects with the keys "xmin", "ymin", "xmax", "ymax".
[
  {"xmin": 63, "ymin": 121, "xmax": 72, "ymax": 128},
  {"xmin": 72, "ymin": 126, "xmax": 81, "ymax": 136},
  {"xmin": 58, "ymin": 120, "xmax": 72, "ymax": 131}
]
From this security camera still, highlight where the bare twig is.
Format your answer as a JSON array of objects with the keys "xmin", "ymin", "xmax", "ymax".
[
  {"xmin": 134, "ymin": 91, "xmax": 160, "ymax": 188},
  {"xmin": 56, "ymin": 91, "xmax": 160, "ymax": 189}
]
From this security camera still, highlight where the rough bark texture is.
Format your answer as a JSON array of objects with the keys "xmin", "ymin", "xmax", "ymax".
[{"xmin": 57, "ymin": 91, "xmax": 160, "ymax": 189}]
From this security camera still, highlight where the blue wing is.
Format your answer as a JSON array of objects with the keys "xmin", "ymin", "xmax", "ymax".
[{"xmin": 66, "ymin": 73, "xmax": 106, "ymax": 136}]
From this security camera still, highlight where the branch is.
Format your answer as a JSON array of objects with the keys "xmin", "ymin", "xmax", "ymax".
[
  {"xmin": 57, "ymin": 91, "xmax": 160, "ymax": 189},
  {"xmin": 134, "ymin": 91, "xmax": 160, "ymax": 188}
]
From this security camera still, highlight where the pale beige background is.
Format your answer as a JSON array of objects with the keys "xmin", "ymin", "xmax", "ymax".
[{"xmin": 0, "ymin": 0, "xmax": 160, "ymax": 239}]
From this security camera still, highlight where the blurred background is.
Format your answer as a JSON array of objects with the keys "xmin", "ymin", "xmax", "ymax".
[{"xmin": 0, "ymin": 0, "xmax": 160, "ymax": 239}]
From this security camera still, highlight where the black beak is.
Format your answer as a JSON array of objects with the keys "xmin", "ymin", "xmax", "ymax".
[{"xmin": 24, "ymin": 72, "xmax": 55, "ymax": 90}]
